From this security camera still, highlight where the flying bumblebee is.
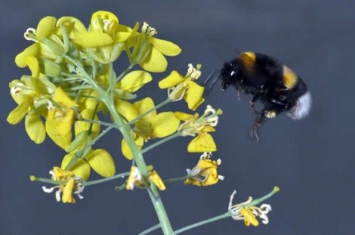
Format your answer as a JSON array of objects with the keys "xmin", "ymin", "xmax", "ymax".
[{"xmin": 204, "ymin": 51, "xmax": 311, "ymax": 141}]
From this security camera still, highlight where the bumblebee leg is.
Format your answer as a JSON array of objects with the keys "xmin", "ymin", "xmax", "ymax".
[
  {"xmin": 249, "ymin": 93, "xmax": 261, "ymax": 114},
  {"xmin": 250, "ymin": 112, "xmax": 267, "ymax": 142}
]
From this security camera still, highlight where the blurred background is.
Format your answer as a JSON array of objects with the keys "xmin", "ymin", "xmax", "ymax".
[{"xmin": 1, "ymin": 0, "xmax": 354, "ymax": 234}]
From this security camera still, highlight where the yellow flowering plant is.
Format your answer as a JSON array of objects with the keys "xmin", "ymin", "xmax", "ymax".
[{"xmin": 8, "ymin": 11, "xmax": 280, "ymax": 235}]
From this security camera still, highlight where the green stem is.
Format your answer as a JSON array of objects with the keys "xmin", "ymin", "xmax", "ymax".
[
  {"xmin": 65, "ymin": 55, "xmax": 174, "ymax": 235},
  {"xmin": 164, "ymin": 176, "xmax": 191, "ymax": 184},
  {"xmin": 173, "ymin": 212, "xmax": 230, "ymax": 235},
  {"xmin": 85, "ymin": 172, "xmax": 130, "ymax": 186},
  {"xmin": 30, "ymin": 176, "xmax": 65, "ymax": 185},
  {"xmin": 80, "ymin": 118, "xmax": 117, "ymax": 129},
  {"xmin": 128, "ymin": 98, "xmax": 172, "ymax": 125},
  {"xmin": 246, "ymin": 186, "xmax": 280, "ymax": 207},
  {"xmin": 147, "ymin": 188, "xmax": 173, "ymax": 235},
  {"xmin": 139, "ymin": 224, "xmax": 161, "ymax": 235},
  {"xmin": 141, "ymin": 132, "xmax": 182, "ymax": 154},
  {"xmin": 116, "ymin": 63, "xmax": 136, "ymax": 82}
]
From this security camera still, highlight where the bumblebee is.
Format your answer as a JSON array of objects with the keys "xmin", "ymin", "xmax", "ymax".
[{"xmin": 204, "ymin": 52, "xmax": 311, "ymax": 141}]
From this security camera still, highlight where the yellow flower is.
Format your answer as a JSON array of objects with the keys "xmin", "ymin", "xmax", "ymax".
[
  {"xmin": 129, "ymin": 22, "xmax": 181, "ymax": 73},
  {"xmin": 126, "ymin": 166, "xmax": 165, "ymax": 190},
  {"xmin": 7, "ymin": 76, "xmax": 53, "ymax": 144},
  {"xmin": 116, "ymin": 97, "xmax": 180, "ymax": 160},
  {"xmin": 42, "ymin": 166, "xmax": 84, "ymax": 203},
  {"xmin": 46, "ymin": 87, "xmax": 79, "ymax": 150},
  {"xmin": 228, "ymin": 189, "xmax": 276, "ymax": 227},
  {"xmin": 184, "ymin": 152, "xmax": 224, "ymax": 186},
  {"xmin": 159, "ymin": 64, "xmax": 204, "ymax": 110},
  {"xmin": 176, "ymin": 105, "xmax": 222, "ymax": 152},
  {"xmin": 16, "ymin": 16, "xmax": 85, "ymax": 68},
  {"xmin": 73, "ymin": 11, "xmax": 138, "ymax": 63}
]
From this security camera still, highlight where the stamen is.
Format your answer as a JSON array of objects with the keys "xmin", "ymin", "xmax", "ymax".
[
  {"xmin": 102, "ymin": 19, "xmax": 111, "ymax": 31},
  {"xmin": 24, "ymin": 28, "xmax": 37, "ymax": 41}
]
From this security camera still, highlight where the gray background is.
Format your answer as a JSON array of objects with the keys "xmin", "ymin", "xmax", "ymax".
[{"xmin": 1, "ymin": 0, "xmax": 354, "ymax": 234}]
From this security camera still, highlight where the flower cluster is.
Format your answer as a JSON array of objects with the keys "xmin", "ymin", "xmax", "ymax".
[{"xmin": 10, "ymin": 10, "xmax": 280, "ymax": 235}]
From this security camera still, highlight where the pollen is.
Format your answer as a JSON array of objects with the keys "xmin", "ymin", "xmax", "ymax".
[{"xmin": 282, "ymin": 65, "xmax": 298, "ymax": 89}]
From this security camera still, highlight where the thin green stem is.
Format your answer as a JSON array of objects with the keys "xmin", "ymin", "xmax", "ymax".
[
  {"xmin": 66, "ymin": 93, "xmax": 101, "ymax": 101},
  {"xmin": 30, "ymin": 176, "xmax": 65, "ymax": 185},
  {"xmin": 173, "ymin": 212, "xmax": 230, "ymax": 235},
  {"xmin": 128, "ymin": 98, "xmax": 172, "ymax": 125},
  {"xmin": 85, "ymin": 172, "xmax": 130, "ymax": 186},
  {"xmin": 116, "ymin": 63, "xmax": 136, "ymax": 82},
  {"xmin": 141, "ymin": 132, "xmax": 182, "ymax": 154},
  {"xmin": 164, "ymin": 176, "xmax": 191, "ymax": 184},
  {"xmin": 80, "ymin": 118, "xmax": 117, "ymax": 129},
  {"xmin": 246, "ymin": 186, "xmax": 280, "ymax": 207},
  {"xmin": 139, "ymin": 224, "xmax": 161, "ymax": 235}
]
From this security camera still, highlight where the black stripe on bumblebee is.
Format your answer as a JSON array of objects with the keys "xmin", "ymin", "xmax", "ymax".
[{"xmin": 204, "ymin": 51, "xmax": 311, "ymax": 141}]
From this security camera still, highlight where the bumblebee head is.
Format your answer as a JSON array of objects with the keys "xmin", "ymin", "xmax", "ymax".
[{"xmin": 220, "ymin": 62, "xmax": 238, "ymax": 91}]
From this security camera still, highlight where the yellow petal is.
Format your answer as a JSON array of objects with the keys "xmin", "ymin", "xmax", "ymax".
[
  {"xmin": 7, "ymin": 99, "xmax": 31, "ymax": 124},
  {"xmin": 91, "ymin": 10, "xmax": 119, "ymax": 26},
  {"xmin": 187, "ymin": 132, "xmax": 217, "ymax": 152},
  {"xmin": 62, "ymin": 178, "xmax": 76, "ymax": 203},
  {"xmin": 56, "ymin": 16, "xmax": 87, "ymax": 39},
  {"xmin": 46, "ymin": 118, "xmax": 71, "ymax": 151},
  {"xmin": 115, "ymin": 22, "xmax": 139, "ymax": 42},
  {"xmin": 48, "ymin": 109, "xmax": 75, "ymax": 136},
  {"xmin": 73, "ymin": 32, "xmax": 114, "ymax": 48},
  {"xmin": 149, "ymin": 37, "xmax": 182, "ymax": 56},
  {"xmin": 175, "ymin": 112, "xmax": 194, "ymax": 121},
  {"xmin": 139, "ymin": 47, "xmax": 167, "ymax": 73},
  {"xmin": 241, "ymin": 208, "xmax": 259, "ymax": 226},
  {"xmin": 53, "ymin": 87, "xmax": 78, "ymax": 108},
  {"xmin": 151, "ymin": 112, "xmax": 179, "ymax": 138},
  {"xmin": 36, "ymin": 16, "xmax": 57, "ymax": 40},
  {"xmin": 117, "ymin": 70, "xmax": 152, "ymax": 93},
  {"xmin": 15, "ymin": 43, "xmax": 40, "ymax": 68},
  {"xmin": 121, "ymin": 136, "xmax": 144, "ymax": 160},
  {"xmin": 75, "ymin": 109, "xmax": 101, "ymax": 138},
  {"xmin": 149, "ymin": 171, "xmax": 166, "ymax": 190},
  {"xmin": 26, "ymin": 56, "xmax": 40, "ymax": 78},
  {"xmin": 133, "ymin": 97, "xmax": 157, "ymax": 122},
  {"xmin": 77, "ymin": 89, "xmax": 99, "ymax": 110},
  {"xmin": 185, "ymin": 81, "xmax": 205, "ymax": 111},
  {"xmin": 133, "ymin": 97, "xmax": 156, "ymax": 122},
  {"xmin": 87, "ymin": 149, "xmax": 115, "ymax": 177},
  {"xmin": 25, "ymin": 113, "xmax": 46, "ymax": 144},
  {"xmin": 201, "ymin": 126, "xmax": 215, "ymax": 133},
  {"xmin": 158, "ymin": 70, "xmax": 185, "ymax": 89},
  {"xmin": 61, "ymin": 153, "xmax": 91, "ymax": 181},
  {"xmin": 115, "ymin": 100, "xmax": 138, "ymax": 121}
]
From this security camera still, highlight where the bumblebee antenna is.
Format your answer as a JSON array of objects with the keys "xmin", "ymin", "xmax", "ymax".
[{"xmin": 203, "ymin": 69, "xmax": 221, "ymax": 97}]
